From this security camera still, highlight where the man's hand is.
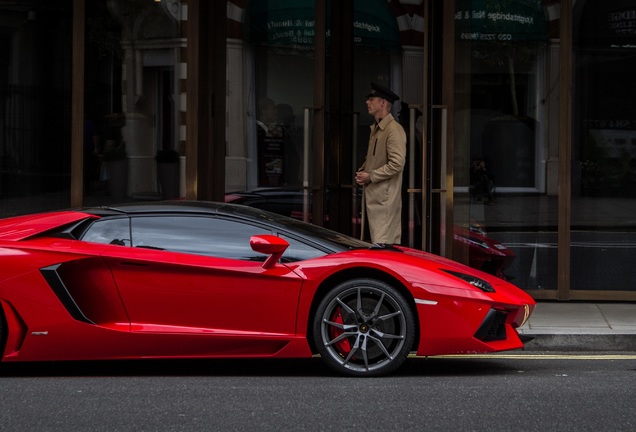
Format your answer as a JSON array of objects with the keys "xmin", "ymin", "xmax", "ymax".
[{"xmin": 355, "ymin": 171, "xmax": 371, "ymax": 186}]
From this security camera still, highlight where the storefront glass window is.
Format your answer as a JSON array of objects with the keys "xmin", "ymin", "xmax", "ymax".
[
  {"xmin": 453, "ymin": 0, "xmax": 558, "ymax": 290},
  {"xmin": 0, "ymin": 0, "xmax": 72, "ymax": 216},
  {"xmin": 84, "ymin": 0, "xmax": 182, "ymax": 206},
  {"xmin": 230, "ymin": 0, "xmax": 316, "ymax": 197},
  {"xmin": 252, "ymin": 48, "xmax": 313, "ymax": 190},
  {"xmin": 573, "ymin": 0, "xmax": 636, "ymax": 291}
]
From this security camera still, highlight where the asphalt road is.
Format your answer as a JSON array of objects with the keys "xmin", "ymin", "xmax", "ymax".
[{"xmin": 1, "ymin": 353, "xmax": 635, "ymax": 431}]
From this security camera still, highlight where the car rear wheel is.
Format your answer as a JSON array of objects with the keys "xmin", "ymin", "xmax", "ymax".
[{"xmin": 313, "ymin": 278, "xmax": 415, "ymax": 377}]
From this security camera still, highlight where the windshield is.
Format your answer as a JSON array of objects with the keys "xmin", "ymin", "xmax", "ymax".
[{"xmin": 283, "ymin": 219, "xmax": 372, "ymax": 251}]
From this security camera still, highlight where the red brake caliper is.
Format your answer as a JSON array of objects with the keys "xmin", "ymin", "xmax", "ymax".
[{"xmin": 329, "ymin": 306, "xmax": 352, "ymax": 355}]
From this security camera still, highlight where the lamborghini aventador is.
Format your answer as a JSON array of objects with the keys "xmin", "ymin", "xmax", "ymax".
[{"xmin": 0, "ymin": 201, "xmax": 534, "ymax": 376}]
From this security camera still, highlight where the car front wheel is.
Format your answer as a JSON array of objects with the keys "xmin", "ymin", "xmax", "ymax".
[{"xmin": 313, "ymin": 278, "xmax": 415, "ymax": 377}]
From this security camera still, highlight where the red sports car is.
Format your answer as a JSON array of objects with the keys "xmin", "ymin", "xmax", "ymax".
[{"xmin": 0, "ymin": 201, "xmax": 534, "ymax": 376}]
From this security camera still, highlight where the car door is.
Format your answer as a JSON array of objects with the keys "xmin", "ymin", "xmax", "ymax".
[{"xmin": 97, "ymin": 215, "xmax": 304, "ymax": 341}]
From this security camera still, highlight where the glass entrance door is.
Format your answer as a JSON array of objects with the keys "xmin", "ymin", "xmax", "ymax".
[{"xmin": 329, "ymin": 0, "xmax": 433, "ymax": 249}]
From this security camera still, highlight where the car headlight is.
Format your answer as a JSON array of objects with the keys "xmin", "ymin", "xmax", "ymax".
[{"xmin": 442, "ymin": 269, "xmax": 496, "ymax": 293}]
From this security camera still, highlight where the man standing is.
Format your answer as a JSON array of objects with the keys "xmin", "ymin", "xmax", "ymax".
[{"xmin": 355, "ymin": 83, "xmax": 407, "ymax": 245}]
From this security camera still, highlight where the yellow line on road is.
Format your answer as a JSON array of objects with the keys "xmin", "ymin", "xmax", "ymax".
[{"xmin": 410, "ymin": 353, "xmax": 636, "ymax": 360}]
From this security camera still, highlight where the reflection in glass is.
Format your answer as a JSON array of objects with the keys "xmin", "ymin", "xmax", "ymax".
[
  {"xmin": 84, "ymin": 0, "xmax": 181, "ymax": 206},
  {"xmin": 453, "ymin": 0, "xmax": 557, "ymax": 290}
]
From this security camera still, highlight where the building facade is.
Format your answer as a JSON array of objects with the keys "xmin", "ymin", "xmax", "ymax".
[{"xmin": 1, "ymin": 0, "xmax": 635, "ymax": 301}]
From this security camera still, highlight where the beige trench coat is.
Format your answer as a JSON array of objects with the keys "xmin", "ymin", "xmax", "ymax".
[{"xmin": 359, "ymin": 114, "xmax": 406, "ymax": 244}]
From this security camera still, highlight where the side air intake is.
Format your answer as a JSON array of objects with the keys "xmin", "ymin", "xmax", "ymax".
[{"xmin": 40, "ymin": 264, "xmax": 94, "ymax": 324}]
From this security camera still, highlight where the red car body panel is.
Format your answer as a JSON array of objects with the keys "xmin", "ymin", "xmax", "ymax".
[
  {"xmin": 0, "ymin": 211, "xmax": 96, "ymax": 241},
  {"xmin": 0, "ymin": 204, "xmax": 535, "ymax": 369}
]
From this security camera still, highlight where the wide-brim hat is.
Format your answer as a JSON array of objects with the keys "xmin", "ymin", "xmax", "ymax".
[{"xmin": 366, "ymin": 82, "xmax": 400, "ymax": 104}]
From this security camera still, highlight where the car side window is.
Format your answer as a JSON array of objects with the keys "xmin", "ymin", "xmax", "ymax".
[
  {"xmin": 278, "ymin": 233, "xmax": 327, "ymax": 262},
  {"xmin": 130, "ymin": 215, "xmax": 272, "ymax": 260},
  {"xmin": 81, "ymin": 218, "xmax": 131, "ymax": 246}
]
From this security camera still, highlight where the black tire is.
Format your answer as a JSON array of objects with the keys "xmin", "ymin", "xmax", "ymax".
[{"xmin": 313, "ymin": 278, "xmax": 415, "ymax": 377}]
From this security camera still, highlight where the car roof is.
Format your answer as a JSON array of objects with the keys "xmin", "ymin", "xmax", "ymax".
[
  {"xmin": 83, "ymin": 201, "xmax": 291, "ymax": 227},
  {"xmin": 83, "ymin": 200, "xmax": 227, "ymax": 216}
]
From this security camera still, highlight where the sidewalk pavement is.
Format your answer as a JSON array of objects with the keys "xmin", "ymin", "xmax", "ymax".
[{"xmin": 519, "ymin": 302, "xmax": 636, "ymax": 351}]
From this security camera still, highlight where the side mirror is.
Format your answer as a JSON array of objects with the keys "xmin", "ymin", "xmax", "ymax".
[{"xmin": 250, "ymin": 235, "xmax": 289, "ymax": 269}]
